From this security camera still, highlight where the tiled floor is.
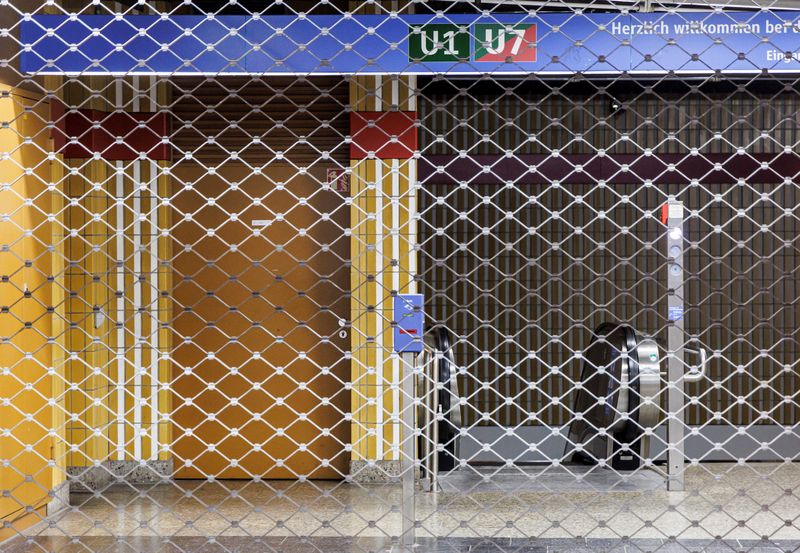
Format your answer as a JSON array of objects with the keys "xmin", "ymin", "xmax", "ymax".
[{"xmin": 4, "ymin": 463, "xmax": 800, "ymax": 552}]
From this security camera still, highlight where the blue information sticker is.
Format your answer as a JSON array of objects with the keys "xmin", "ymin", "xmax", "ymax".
[
  {"xmin": 393, "ymin": 294, "xmax": 425, "ymax": 353},
  {"xmin": 668, "ymin": 306, "xmax": 684, "ymax": 321}
]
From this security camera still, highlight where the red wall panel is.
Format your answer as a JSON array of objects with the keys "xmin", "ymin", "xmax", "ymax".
[
  {"xmin": 349, "ymin": 111, "xmax": 417, "ymax": 160},
  {"xmin": 51, "ymin": 101, "xmax": 171, "ymax": 161}
]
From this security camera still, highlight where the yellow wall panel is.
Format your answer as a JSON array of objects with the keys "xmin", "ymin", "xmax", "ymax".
[
  {"xmin": 58, "ymin": 77, "xmax": 172, "ymax": 468},
  {"xmin": 0, "ymin": 87, "xmax": 54, "ymax": 522}
]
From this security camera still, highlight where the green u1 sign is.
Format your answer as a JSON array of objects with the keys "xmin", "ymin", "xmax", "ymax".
[{"xmin": 408, "ymin": 24, "xmax": 470, "ymax": 62}]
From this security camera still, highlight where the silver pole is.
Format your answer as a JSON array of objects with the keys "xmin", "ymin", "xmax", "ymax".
[
  {"xmin": 432, "ymin": 404, "xmax": 440, "ymax": 493},
  {"xmin": 666, "ymin": 197, "xmax": 685, "ymax": 492},
  {"xmin": 426, "ymin": 350, "xmax": 437, "ymax": 492},
  {"xmin": 400, "ymin": 351, "xmax": 417, "ymax": 549},
  {"xmin": 422, "ymin": 349, "xmax": 431, "ymax": 490}
]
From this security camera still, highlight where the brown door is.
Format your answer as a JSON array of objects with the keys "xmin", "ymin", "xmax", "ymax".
[{"xmin": 171, "ymin": 162, "xmax": 350, "ymax": 479}]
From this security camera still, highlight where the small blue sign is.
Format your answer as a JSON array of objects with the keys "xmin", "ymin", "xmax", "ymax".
[
  {"xmin": 668, "ymin": 306, "xmax": 684, "ymax": 321},
  {"xmin": 393, "ymin": 294, "xmax": 424, "ymax": 353}
]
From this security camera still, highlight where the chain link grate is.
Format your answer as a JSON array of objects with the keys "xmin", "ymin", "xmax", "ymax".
[{"xmin": 1, "ymin": 1, "xmax": 800, "ymax": 552}]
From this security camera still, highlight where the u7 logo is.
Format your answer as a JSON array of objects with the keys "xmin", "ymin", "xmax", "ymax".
[{"xmin": 474, "ymin": 24, "xmax": 537, "ymax": 62}]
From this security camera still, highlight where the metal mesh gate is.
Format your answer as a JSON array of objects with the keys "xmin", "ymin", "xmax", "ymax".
[{"xmin": 2, "ymin": 1, "xmax": 800, "ymax": 552}]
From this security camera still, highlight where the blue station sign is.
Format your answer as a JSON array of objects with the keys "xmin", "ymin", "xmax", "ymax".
[{"xmin": 19, "ymin": 11, "xmax": 800, "ymax": 76}]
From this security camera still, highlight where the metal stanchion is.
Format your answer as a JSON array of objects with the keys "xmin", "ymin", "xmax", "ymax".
[
  {"xmin": 400, "ymin": 351, "xmax": 417, "ymax": 551},
  {"xmin": 393, "ymin": 294, "xmax": 425, "ymax": 551},
  {"xmin": 665, "ymin": 198, "xmax": 685, "ymax": 492}
]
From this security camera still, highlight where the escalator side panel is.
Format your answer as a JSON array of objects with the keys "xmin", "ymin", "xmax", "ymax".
[{"xmin": 430, "ymin": 326, "xmax": 460, "ymax": 472}]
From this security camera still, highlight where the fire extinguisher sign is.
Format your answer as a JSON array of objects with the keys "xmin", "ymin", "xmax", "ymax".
[{"xmin": 326, "ymin": 168, "xmax": 350, "ymax": 194}]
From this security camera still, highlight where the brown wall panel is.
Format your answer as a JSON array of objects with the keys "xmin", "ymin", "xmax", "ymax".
[
  {"xmin": 170, "ymin": 77, "xmax": 349, "ymax": 165},
  {"xmin": 418, "ymin": 88, "xmax": 800, "ymax": 428},
  {"xmin": 419, "ymin": 181, "xmax": 799, "ymax": 428}
]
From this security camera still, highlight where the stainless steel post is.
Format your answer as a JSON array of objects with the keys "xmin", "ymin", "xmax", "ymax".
[
  {"xmin": 666, "ymin": 197, "xmax": 685, "ymax": 492},
  {"xmin": 400, "ymin": 351, "xmax": 417, "ymax": 549},
  {"xmin": 422, "ymin": 348, "xmax": 432, "ymax": 490}
]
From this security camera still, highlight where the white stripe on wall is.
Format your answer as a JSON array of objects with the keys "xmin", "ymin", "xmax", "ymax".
[
  {"xmin": 391, "ymin": 76, "xmax": 399, "ymax": 111},
  {"xmin": 408, "ymin": 76, "xmax": 418, "ymax": 297},
  {"xmin": 115, "ymin": 79, "xmax": 126, "ymax": 461},
  {"xmin": 148, "ymin": 79, "xmax": 160, "ymax": 460},
  {"xmin": 132, "ymin": 159, "xmax": 142, "ymax": 461},
  {"xmin": 132, "ymin": 75, "xmax": 143, "ymax": 460},
  {"xmin": 408, "ymin": 158, "xmax": 417, "ymax": 296},
  {"xmin": 391, "ymin": 158, "xmax": 400, "ymax": 460},
  {"xmin": 374, "ymin": 159, "xmax": 384, "ymax": 459}
]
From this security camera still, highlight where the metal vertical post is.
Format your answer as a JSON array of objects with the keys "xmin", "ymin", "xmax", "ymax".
[
  {"xmin": 666, "ymin": 197, "xmax": 685, "ymax": 492},
  {"xmin": 394, "ymin": 293, "xmax": 423, "ymax": 550},
  {"xmin": 400, "ymin": 351, "xmax": 416, "ymax": 550}
]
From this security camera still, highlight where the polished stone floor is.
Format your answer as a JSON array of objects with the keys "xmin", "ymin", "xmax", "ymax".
[
  {"xmin": 436, "ymin": 464, "xmax": 667, "ymax": 493},
  {"xmin": 4, "ymin": 463, "xmax": 800, "ymax": 552},
  {"xmin": 4, "ymin": 536, "xmax": 798, "ymax": 553}
]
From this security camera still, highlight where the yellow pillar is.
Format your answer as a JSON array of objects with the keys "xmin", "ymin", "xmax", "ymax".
[
  {"xmin": 60, "ymin": 77, "xmax": 115, "ymax": 480},
  {"xmin": 349, "ymin": 75, "xmax": 418, "ymax": 479},
  {"xmin": 0, "ymin": 85, "xmax": 59, "ymax": 535}
]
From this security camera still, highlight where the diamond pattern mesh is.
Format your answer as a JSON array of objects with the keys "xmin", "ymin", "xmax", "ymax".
[{"xmin": 1, "ymin": 1, "xmax": 800, "ymax": 553}]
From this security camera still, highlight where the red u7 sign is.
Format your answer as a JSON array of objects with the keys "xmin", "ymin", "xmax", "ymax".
[{"xmin": 474, "ymin": 23, "xmax": 537, "ymax": 62}]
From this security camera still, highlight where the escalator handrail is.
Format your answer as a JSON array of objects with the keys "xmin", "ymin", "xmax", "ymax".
[{"xmin": 426, "ymin": 326, "xmax": 462, "ymax": 428}]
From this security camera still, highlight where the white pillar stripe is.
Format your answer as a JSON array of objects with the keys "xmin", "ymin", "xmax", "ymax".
[
  {"xmin": 391, "ymin": 158, "xmax": 400, "ymax": 459},
  {"xmin": 149, "ymin": 78, "xmax": 160, "ymax": 461},
  {"xmin": 114, "ymin": 78, "xmax": 126, "ymax": 461},
  {"xmin": 374, "ymin": 159, "xmax": 384, "ymax": 459}
]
